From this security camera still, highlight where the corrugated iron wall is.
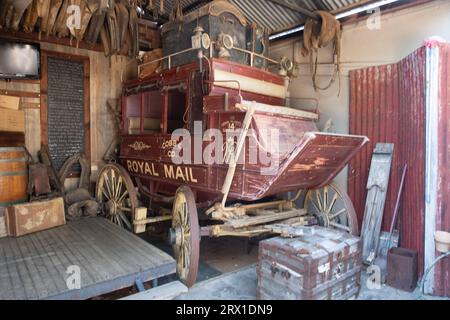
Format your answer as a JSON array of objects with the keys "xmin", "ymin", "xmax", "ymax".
[
  {"xmin": 434, "ymin": 43, "xmax": 450, "ymax": 297},
  {"xmin": 348, "ymin": 47, "xmax": 426, "ymax": 275}
]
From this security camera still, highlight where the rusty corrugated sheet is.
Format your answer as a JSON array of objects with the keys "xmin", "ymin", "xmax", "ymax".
[
  {"xmin": 434, "ymin": 43, "xmax": 450, "ymax": 297},
  {"xmin": 349, "ymin": 47, "xmax": 426, "ymax": 275}
]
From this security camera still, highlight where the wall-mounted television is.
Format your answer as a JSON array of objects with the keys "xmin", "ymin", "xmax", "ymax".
[{"xmin": 0, "ymin": 40, "xmax": 41, "ymax": 80}]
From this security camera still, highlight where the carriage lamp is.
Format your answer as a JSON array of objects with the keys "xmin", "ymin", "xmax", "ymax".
[
  {"xmin": 192, "ymin": 26, "xmax": 211, "ymax": 73},
  {"xmin": 191, "ymin": 26, "xmax": 211, "ymax": 50},
  {"xmin": 217, "ymin": 33, "xmax": 234, "ymax": 58}
]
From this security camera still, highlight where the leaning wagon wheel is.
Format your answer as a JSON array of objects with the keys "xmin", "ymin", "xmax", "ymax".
[
  {"xmin": 169, "ymin": 186, "xmax": 200, "ymax": 288},
  {"xmin": 96, "ymin": 163, "xmax": 138, "ymax": 231},
  {"xmin": 304, "ymin": 183, "xmax": 358, "ymax": 236}
]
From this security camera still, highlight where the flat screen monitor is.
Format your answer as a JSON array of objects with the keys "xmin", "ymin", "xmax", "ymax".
[{"xmin": 0, "ymin": 40, "xmax": 41, "ymax": 80}]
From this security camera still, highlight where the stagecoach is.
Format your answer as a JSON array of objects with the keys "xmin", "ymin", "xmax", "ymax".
[{"xmin": 95, "ymin": 1, "xmax": 368, "ymax": 287}]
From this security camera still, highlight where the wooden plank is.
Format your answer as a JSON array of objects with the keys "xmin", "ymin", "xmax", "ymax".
[
  {"xmin": 24, "ymin": 109, "xmax": 41, "ymax": 160},
  {"xmin": 27, "ymin": 232, "xmax": 67, "ymax": 294},
  {"xmin": 8, "ymin": 235, "xmax": 37, "ymax": 299},
  {"xmin": 121, "ymin": 281, "xmax": 188, "ymax": 300},
  {"xmin": 228, "ymin": 209, "xmax": 307, "ymax": 228},
  {"xmin": 361, "ymin": 143, "xmax": 394, "ymax": 264},
  {"xmin": 40, "ymin": 51, "xmax": 48, "ymax": 145},
  {"xmin": 21, "ymin": 102, "xmax": 41, "ymax": 109},
  {"xmin": 2, "ymin": 237, "xmax": 27, "ymax": 299},
  {"xmin": 0, "ymin": 89, "xmax": 40, "ymax": 99},
  {"xmin": 237, "ymin": 101, "xmax": 319, "ymax": 120},
  {"xmin": 16, "ymin": 235, "xmax": 51, "ymax": 299},
  {"xmin": 0, "ymin": 207, "xmax": 7, "ymax": 238},
  {"xmin": 0, "ymin": 29, "xmax": 104, "ymax": 52},
  {"xmin": 83, "ymin": 57, "xmax": 91, "ymax": 167}
]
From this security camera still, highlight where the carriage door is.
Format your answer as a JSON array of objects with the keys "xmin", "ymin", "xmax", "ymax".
[{"xmin": 164, "ymin": 83, "xmax": 188, "ymax": 133}]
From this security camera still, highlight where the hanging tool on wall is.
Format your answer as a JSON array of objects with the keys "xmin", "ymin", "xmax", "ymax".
[{"xmin": 301, "ymin": 11, "xmax": 341, "ymax": 95}]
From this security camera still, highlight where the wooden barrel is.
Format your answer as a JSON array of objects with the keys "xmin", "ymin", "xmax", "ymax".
[{"xmin": 0, "ymin": 147, "xmax": 28, "ymax": 206}]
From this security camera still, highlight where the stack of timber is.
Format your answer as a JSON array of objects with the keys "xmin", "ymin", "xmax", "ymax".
[{"xmin": 257, "ymin": 226, "xmax": 362, "ymax": 300}]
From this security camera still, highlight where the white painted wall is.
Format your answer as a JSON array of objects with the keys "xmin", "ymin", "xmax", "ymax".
[{"xmin": 269, "ymin": 0, "xmax": 450, "ymax": 188}]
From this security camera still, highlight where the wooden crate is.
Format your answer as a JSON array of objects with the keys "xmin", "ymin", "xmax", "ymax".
[
  {"xmin": 0, "ymin": 109, "xmax": 25, "ymax": 132},
  {"xmin": 257, "ymin": 226, "xmax": 362, "ymax": 300},
  {"xmin": 5, "ymin": 197, "xmax": 66, "ymax": 237},
  {"xmin": 0, "ymin": 95, "xmax": 20, "ymax": 110}
]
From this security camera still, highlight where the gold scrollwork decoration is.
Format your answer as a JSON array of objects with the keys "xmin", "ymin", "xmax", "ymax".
[{"xmin": 128, "ymin": 141, "xmax": 151, "ymax": 151}]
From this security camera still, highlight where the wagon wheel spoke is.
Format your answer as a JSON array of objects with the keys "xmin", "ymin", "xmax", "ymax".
[
  {"xmin": 323, "ymin": 186, "xmax": 328, "ymax": 212},
  {"xmin": 326, "ymin": 192, "xmax": 339, "ymax": 214},
  {"xmin": 307, "ymin": 193, "xmax": 321, "ymax": 213},
  {"xmin": 118, "ymin": 212, "xmax": 132, "ymax": 230},
  {"xmin": 103, "ymin": 173, "xmax": 114, "ymax": 199},
  {"xmin": 330, "ymin": 222, "xmax": 350, "ymax": 232},
  {"xmin": 117, "ymin": 189, "xmax": 129, "ymax": 204},
  {"xmin": 329, "ymin": 208, "xmax": 346, "ymax": 221},
  {"xmin": 304, "ymin": 183, "xmax": 358, "ymax": 235},
  {"xmin": 115, "ymin": 176, "xmax": 123, "ymax": 200},
  {"xmin": 114, "ymin": 213, "xmax": 121, "ymax": 227},
  {"xmin": 102, "ymin": 189, "xmax": 111, "ymax": 201},
  {"xmin": 171, "ymin": 186, "xmax": 199, "ymax": 288},
  {"xmin": 315, "ymin": 190, "xmax": 323, "ymax": 211},
  {"xmin": 111, "ymin": 169, "xmax": 116, "ymax": 196},
  {"xmin": 96, "ymin": 164, "xmax": 138, "ymax": 232}
]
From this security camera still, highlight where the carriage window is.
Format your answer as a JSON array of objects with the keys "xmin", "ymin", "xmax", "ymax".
[
  {"xmin": 125, "ymin": 93, "xmax": 141, "ymax": 135},
  {"xmin": 143, "ymin": 91, "xmax": 162, "ymax": 133},
  {"xmin": 167, "ymin": 89, "xmax": 187, "ymax": 133},
  {"xmin": 125, "ymin": 90, "xmax": 162, "ymax": 135}
]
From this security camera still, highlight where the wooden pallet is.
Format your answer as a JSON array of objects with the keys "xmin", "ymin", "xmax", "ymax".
[{"xmin": 0, "ymin": 217, "xmax": 175, "ymax": 300}]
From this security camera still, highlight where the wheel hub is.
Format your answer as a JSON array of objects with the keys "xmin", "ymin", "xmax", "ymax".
[
  {"xmin": 169, "ymin": 227, "xmax": 183, "ymax": 246},
  {"xmin": 315, "ymin": 211, "xmax": 330, "ymax": 227},
  {"xmin": 105, "ymin": 199, "xmax": 118, "ymax": 216}
]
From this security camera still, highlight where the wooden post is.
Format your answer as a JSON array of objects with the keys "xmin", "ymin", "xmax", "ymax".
[{"xmin": 221, "ymin": 102, "xmax": 255, "ymax": 207}]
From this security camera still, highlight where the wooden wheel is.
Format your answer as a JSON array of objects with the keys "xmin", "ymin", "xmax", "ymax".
[
  {"xmin": 304, "ymin": 183, "xmax": 358, "ymax": 235},
  {"xmin": 96, "ymin": 163, "xmax": 138, "ymax": 230},
  {"xmin": 169, "ymin": 186, "xmax": 200, "ymax": 288}
]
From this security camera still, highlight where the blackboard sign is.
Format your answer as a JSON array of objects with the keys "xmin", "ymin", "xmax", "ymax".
[{"xmin": 47, "ymin": 57, "xmax": 85, "ymax": 171}]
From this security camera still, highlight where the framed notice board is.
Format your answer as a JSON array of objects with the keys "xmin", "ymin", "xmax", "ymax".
[{"xmin": 40, "ymin": 52, "xmax": 90, "ymax": 172}]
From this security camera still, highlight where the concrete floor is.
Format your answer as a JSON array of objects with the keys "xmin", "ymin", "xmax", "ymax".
[
  {"xmin": 103, "ymin": 233, "xmax": 448, "ymax": 300},
  {"xmin": 175, "ymin": 236, "xmax": 448, "ymax": 300},
  {"xmin": 177, "ymin": 264, "xmax": 449, "ymax": 300}
]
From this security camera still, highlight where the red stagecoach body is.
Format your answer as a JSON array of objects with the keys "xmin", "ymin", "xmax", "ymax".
[
  {"xmin": 119, "ymin": 59, "xmax": 368, "ymax": 204},
  {"xmin": 94, "ymin": 0, "xmax": 369, "ymax": 288}
]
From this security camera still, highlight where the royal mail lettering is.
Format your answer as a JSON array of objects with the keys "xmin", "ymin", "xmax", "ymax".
[{"xmin": 126, "ymin": 160, "xmax": 197, "ymax": 183}]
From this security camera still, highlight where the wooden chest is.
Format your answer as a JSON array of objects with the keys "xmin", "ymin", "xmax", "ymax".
[
  {"xmin": 257, "ymin": 226, "xmax": 362, "ymax": 300},
  {"xmin": 5, "ymin": 197, "xmax": 66, "ymax": 237},
  {"xmin": 161, "ymin": 1, "xmax": 247, "ymax": 68}
]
